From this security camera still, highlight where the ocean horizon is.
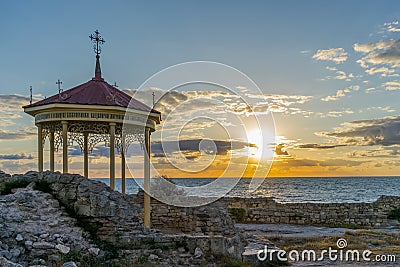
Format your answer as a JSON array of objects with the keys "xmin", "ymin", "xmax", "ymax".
[{"xmin": 92, "ymin": 176, "xmax": 400, "ymax": 204}]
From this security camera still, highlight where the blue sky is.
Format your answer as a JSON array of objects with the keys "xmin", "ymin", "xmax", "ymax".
[
  {"xmin": 1, "ymin": 1, "xmax": 400, "ymax": 177},
  {"xmin": 1, "ymin": 0, "xmax": 396, "ymax": 94}
]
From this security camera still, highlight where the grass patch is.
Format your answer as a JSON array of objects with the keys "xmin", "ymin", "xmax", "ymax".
[
  {"xmin": 0, "ymin": 179, "xmax": 31, "ymax": 195},
  {"xmin": 271, "ymin": 229, "xmax": 400, "ymax": 263},
  {"xmin": 229, "ymin": 207, "xmax": 247, "ymax": 223},
  {"xmin": 214, "ymin": 254, "xmax": 252, "ymax": 267},
  {"xmin": 61, "ymin": 250, "xmax": 113, "ymax": 267},
  {"xmin": 388, "ymin": 207, "xmax": 400, "ymax": 221}
]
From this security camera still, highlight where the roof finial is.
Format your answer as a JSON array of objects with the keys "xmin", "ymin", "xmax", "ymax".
[
  {"xmin": 56, "ymin": 79, "xmax": 63, "ymax": 93},
  {"xmin": 29, "ymin": 86, "xmax": 32, "ymax": 104},
  {"xmin": 89, "ymin": 30, "xmax": 105, "ymax": 80}
]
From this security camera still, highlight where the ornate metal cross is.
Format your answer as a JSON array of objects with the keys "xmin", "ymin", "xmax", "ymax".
[
  {"xmin": 56, "ymin": 79, "xmax": 63, "ymax": 94},
  {"xmin": 89, "ymin": 30, "xmax": 105, "ymax": 56}
]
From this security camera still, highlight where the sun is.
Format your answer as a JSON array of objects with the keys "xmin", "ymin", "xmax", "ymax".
[
  {"xmin": 246, "ymin": 129, "xmax": 263, "ymax": 148},
  {"xmin": 246, "ymin": 129, "xmax": 263, "ymax": 158}
]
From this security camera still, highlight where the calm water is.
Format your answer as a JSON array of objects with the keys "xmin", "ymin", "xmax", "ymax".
[{"xmin": 92, "ymin": 177, "xmax": 400, "ymax": 203}]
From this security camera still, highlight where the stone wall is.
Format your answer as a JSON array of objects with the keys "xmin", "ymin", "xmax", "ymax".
[
  {"xmin": 131, "ymin": 188, "xmax": 400, "ymax": 229},
  {"xmin": 133, "ymin": 190, "xmax": 239, "ymax": 237},
  {"xmin": 224, "ymin": 196, "xmax": 400, "ymax": 227}
]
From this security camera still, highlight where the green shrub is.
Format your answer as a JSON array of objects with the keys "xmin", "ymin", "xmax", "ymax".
[
  {"xmin": 228, "ymin": 207, "xmax": 247, "ymax": 223},
  {"xmin": 62, "ymin": 250, "xmax": 82, "ymax": 262},
  {"xmin": 93, "ymin": 238, "xmax": 119, "ymax": 260},
  {"xmin": 33, "ymin": 179, "xmax": 52, "ymax": 193},
  {"xmin": 388, "ymin": 207, "xmax": 400, "ymax": 221},
  {"xmin": 61, "ymin": 250, "xmax": 106, "ymax": 267},
  {"xmin": 136, "ymin": 254, "xmax": 148, "ymax": 264}
]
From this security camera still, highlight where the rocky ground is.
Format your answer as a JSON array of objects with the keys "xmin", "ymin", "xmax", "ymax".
[
  {"xmin": 0, "ymin": 170, "xmax": 249, "ymax": 267},
  {"xmin": 2, "ymin": 170, "xmax": 398, "ymax": 267}
]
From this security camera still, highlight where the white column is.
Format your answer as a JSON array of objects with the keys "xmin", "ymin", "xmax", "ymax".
[
  {"xmin": 144, "ymin": 127, "xmax": 151, "ymax": 227},
  {"xmin": 109, "ymin": 123, "xmax": 116, "ymax": 190},
  {"xmin": 84, "ymin": 132, "xmax": 89, "ymax": 178},
  {"xmin": 37, "ymin": 124, "xmax": 43, "ymax": 172},
  {"xmin": 121, "ymin": 133, "xmax": 126, "ymax": 194},
  {"xmin": 62, "ymin": 121, "xmax": 68, "ymax": 174},
  {"xmin": 49, "ymin": 131, "xmax": 55, "ymax": 171}
]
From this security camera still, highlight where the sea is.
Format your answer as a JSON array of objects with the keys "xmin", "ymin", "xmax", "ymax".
[{"xmin": 92, "ymin": 176, "xmax": 400, "ymax": 204}]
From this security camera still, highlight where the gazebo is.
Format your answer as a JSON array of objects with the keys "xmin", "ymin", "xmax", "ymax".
[{"xmin": 23, "ymin": 31, "xmax": 161, "ymax": 227}]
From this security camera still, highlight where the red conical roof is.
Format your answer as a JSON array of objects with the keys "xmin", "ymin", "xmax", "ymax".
[{"xmin": 24, "ymin": 78, "xmax": 160, "ymax": 114}]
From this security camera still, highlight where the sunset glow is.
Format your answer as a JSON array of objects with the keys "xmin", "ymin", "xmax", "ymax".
[{"xmin": 1, "ymin": 1, "xmax": 400, "ymax": 178}]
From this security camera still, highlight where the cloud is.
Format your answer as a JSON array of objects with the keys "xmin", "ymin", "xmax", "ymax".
[
  {"xmin": 354, "ymin": 39, "xmax": 400, "ymax": 69},
  {"xmin": 324, "ymin": 67, "xmax": 359, "ymax": 81},
  {"xmin": 0, "ymin": 153, "xmax": 34, "ymax": 160},
  {"xmin": 318, "ymin": 158, "xmax": 365, "ymax": 167},
  {"xmin": 333, "ymin": 70, "xmax": 355, "ymax": 80},
  {"xmin": 262, "ymin": 94, "xmax": 312, "ymax": 105},
  {"xmin": 0, "ymin": 94, "xmax": 31, "ymax": 109},
  {"xmin": 383, "ymin": 80, "xmax": 400, "ymax": 91},
  {"xmin": 246, "ymin": 94, "xmax": 313, "ymax": 116},
  {"xmin": 126, "ymin": 87, "xmax": 313, "ymax": 120},
  {"xmin": 225, "ymin": 102, "xmax": 254, "ymax": 115},
  {"xmin": 275, "ymin": 144, "xmax": 289, "ymax": 156},
  {"xmin": 312, "ymin": 48, "xmax": 348, "ymax": 64},
  {"xmin": 326, "ymin": 66, "xmax": 338, "ymax": 71},
  {"xmin": 0, "ymin": 94, "xmax": 42, "ymax": 129},
  {"xmin": 317, "ymin": 109, "xmax": 355, "ymax": 118},
  {"xmin": 318, "ymin": 116, "xmax": 400, "ymax": 146},
  {"xmin": 0, "ymin": 128, "xmax": 36, "ymax": 140},
  {"xmin": 366, "ymin": 106, "xmax": 395, "ymax": 113},
  {"xmin": 124, "ymin": 88, "xmax": 237, "ymax": 124},
  {"xmin": 384, "ymin": 21, "xmax": 400, "ymax": 33},
  {"xmin": 151, "ymin": 139, "xmax": 255, "ymax": 157},
  {"xmin": 321, "ymin": 89, "xmax": 346, "ymax": 101},
  {"xmin": 271, "ymin": 157, "xmax": 367, "ymax": 174},
  {"xmin": 297, "ymin": 143, "xmax": 346, "ymax": 149},
  {"xmin": 348, "ymin": 147, "xmax": 400, "ymax": 158},
  {"xmin": 321, "ymin": 85, "xmax": 359, "ymax": 101},
  {"xmin": 365, "ymin": 67, "xmax": 395, "ymax": 76},
  {"xmin": 0, "ymin": 161, "xmax": 36, "ymax": 174}
]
